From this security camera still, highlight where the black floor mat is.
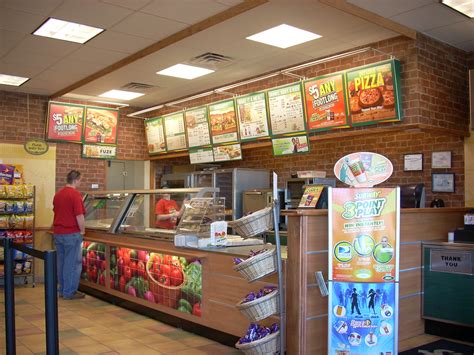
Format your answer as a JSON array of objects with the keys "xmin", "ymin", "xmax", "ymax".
[{"xmin": 400, "ymin": 339, "xmax": 474, "ymax": 355}]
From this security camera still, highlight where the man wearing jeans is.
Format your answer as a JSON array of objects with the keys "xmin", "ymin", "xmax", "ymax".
[{"xmin": 53, "ymin": 170, "xmax": 86, "ymax": 300}]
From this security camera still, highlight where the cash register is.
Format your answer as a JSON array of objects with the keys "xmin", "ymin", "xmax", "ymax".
[{"xmin": 453, "ymin": 210, "xmax": 474, "ymax": 242}]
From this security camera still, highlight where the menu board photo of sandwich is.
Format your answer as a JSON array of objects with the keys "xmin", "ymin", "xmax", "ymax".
[
  {"xmin": 145, "ymin": 117, "xmax": 166, "ymax": 154},
  {"xmin": 46, "ymin": 102, "xmax": 84, "ymax": 143},
  {"xmin": 164, "ymin": 112, "xmax": 187, "ymax": 151},
  {"xmin": 209, "ymin": 99, "xmax": 239, "ymax": 144},
  {"xmin": 83, "ymin": 107, "xmax": 119, "ymax": 144},
  {"xmin": 346, "ymin": 60, "xmax": 402, "ymax": 126},
  {"xmin": 267, "ymin": 83, "xmax": 306, "ymax": 136},
  {"xmin": 213, "ymin": 143, "xmax": 242, "ymax": 162},
  {"xmin": 304, "ymin": 73, "xmax": 349, "ymax": 131},
  {"xmin": 236, "ymin": 92, "xmax": 270, "ymax": 141},
  {"xmin": 185, "ymin": 106, "xmax": 211, "ymax": 148}
]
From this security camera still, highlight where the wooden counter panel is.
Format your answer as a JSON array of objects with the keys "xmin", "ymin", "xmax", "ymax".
[
  {"xmin": 305, "ymin": 317, "xmax": 328, "ymax": 354},
  {"xmin": 304, "ymin": 216, "xmax": 328, "ymax": 251},
  {"xmin": 399, "ymin": 269, "xmax": 422, "ymax": 297},
  {"xmin": 306, "ymin": 253, "xmax": 328, "ymax": 285},
  {"xmin": 399, "ymin": 296, "xmax": 424, "ymax": 340},
  {"xmin": 400, "ymin": 243, "xmax": 422, "ymax": 270},
  {"xmin": 306, "ymin": 286, "xmax": 327, "ymax": 317},
  {"xmin": 206, "ymin": 273, "xmax": 277, "ymax": 305},
  {"xmin": 400, "ymin": 212, "xmax": 464, "ymax": 242}
]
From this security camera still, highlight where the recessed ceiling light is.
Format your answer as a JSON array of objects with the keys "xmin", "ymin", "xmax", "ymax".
[
  {"xmin": 441, "ymin": 0, "xmax": 474, "ymax": 18},
  {"xmin": 246, "ymin": 24, "xmax": 322, "ymax": 49},
  {"xmin": 33, "ymin": 18, "xmax": 104, "ymax": 44},
  {"xmin": 99, "ymin": 90, "xmax": 144, "ymax": 101},
  {"xmin": 157, "ymin": 64, "xmax": 214, "ymax": 80},
  {"xmin": 0, "ymin": 74, "xmax": 29, "ymax": 86}
]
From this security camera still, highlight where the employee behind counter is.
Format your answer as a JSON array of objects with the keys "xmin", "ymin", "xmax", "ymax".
[{"xmin": 155, "ymin": 191, "xmax": 188, "ymax": 230}]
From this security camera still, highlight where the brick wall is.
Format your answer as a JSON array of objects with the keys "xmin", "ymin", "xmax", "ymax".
[
  {"xmin": 0, "ymin": 91, "xmax": 147, "ymax": 192},
  {"xmin": 151, "ymin": 35, "xmax": 471, "ymax": 207}
]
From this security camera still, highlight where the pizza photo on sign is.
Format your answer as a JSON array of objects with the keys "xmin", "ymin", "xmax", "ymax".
[
  {"xmin": 346, "ymin": 61, "xmax": 400, "ymax": 125},
  {"xmin": 84, "ymin": 108, "xmax": 119, "ymax": 144}
]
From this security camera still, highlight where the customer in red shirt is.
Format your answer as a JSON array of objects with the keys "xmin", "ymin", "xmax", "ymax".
[
  {"xmin": 53, "ymin": 170, "xmax": 86, "ymax": 300},
  {"xmin": 155, "ymin": 190, "xmax": 187, "ymax": 229}
]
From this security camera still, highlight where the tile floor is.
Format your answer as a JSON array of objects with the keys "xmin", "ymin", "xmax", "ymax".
[{"xmin": 0, "ymin": 285, "xmax": 241, "ymax": 354}]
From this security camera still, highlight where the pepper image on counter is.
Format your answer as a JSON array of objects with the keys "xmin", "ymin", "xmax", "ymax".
[{"xmin": 103, "ymin": 247, "xmax": 203, "ymax": 316}]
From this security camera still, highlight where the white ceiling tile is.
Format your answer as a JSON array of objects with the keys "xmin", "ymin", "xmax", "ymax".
[
  {"xmin": 51, "ymin": 0, "xmax": 133, "ymax": 29},
  {"xmin": 11, "ymin": 36, "xmax": 80, "ymax": 59},
  {"xmin": 2, "ymin": 49, "xmax": 61, "ymax": 72},
  {"xmin": 3, "ymin": 0, "xmax": 63, "ymax": 16},
  {"xmin": 0, "ymin": 61, "xmax": 45, "ymax": 78},
  {"xmin": 347, "ymin": 0, "xmax": 434, "ymax": 18},
  {"xmin": 47, "ymin": 58, "xmax": 106, "ymax": 76},
  {"xmin": 390, "ymin": 3, "xmax": 466, "ymax": 31},
  {"xmin": 336, "ymin": 24, "xmax": 398, "ymax": 48},
  {"xmin": 86, "ymin": 30, "xmax": 155, "ymax": 54},
  {"xmin": 67, "ymin": 46, "xmax": 128, "ymax": 65},
  {"xmin": 214, "ymin": 0, "xmax": 243, "ymax": 6},
  {"xmin": 111, "ymin": 11, "xmax": 187, "ymax": 40},
  {"xmin": 0, "ymin": 8, "xmax": 47, "ymax": 34},
  {"xmin": 141, "ymin": 0, "xmax": 228, "ymax": 25},
  {"xmin": 426, "ymin": 20, "xmax": 474, "ymax": 45},
  {"xmin": 100, "ymin": 0, "xmax": 154, "ymax": 11},
  {"xmin": 455, "ymin": 39, "xmax": 474, "ymax": 52},
  {"xmin": 0, "ymin": 30, "xmax": 27, "ymax": 57}
]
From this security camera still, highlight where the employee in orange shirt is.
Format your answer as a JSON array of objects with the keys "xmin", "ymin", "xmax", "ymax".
[{"xmin": 155, "ymin": 189, "xmax": 187, "ymax": 229}]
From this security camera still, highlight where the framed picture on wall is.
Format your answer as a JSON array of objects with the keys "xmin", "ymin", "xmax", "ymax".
[
  {"xmin": 404, "ymin": 153, "xmax": 423, "ymax": 171},
  {"xmin": 432, "ymin": 173, "xmax": 455, "ymax": 193},
  {"xmin": 432, "ymin": 151, "xmax": 451, "ymax": 168}
]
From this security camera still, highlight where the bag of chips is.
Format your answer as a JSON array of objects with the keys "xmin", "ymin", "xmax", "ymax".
[{"xmin": 0, "ymin": 164, "xmax": 15, "ymax": 185}]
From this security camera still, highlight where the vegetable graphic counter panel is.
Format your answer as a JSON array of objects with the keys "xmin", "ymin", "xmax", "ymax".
[{"xmin": 110, "ymin": 246, "xmax": 202, "ymax": 316}]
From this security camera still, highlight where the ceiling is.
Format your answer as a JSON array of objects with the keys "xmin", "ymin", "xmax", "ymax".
[{"xmin": 0, "ymin": 0, "xmax": 472, "ymax": 110}]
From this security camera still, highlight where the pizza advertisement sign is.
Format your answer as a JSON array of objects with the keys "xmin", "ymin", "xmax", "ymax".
[
  {"xmin": 46, "ymin": 102, "xmax": 84, "ymax": 143},
  {"xmin": 329, "ymin": 187, "xmax": 400, "ymax": 283},
  {"xmin": 304, "ymin": 73, "xmax": 349, "ymax": 131},
  {"xmin": 345, "ymin": 60, "xmax": 402, "ymax": 126},
  {"xmin": 83, "ymin": 107, "xmax": 119, "ymax": 144},
  {"xmin": 209, "ymin": 99, "xmax": 239, "ymax": 144}
]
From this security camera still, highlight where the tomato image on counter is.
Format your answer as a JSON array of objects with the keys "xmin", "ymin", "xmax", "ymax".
[
  {"xmin": 81, "ymin": 242, "xmax": 107, "ymax": 285},
  {"xmin": 111, "ymin": 247, "xmax": 203, "ymax": 317}
]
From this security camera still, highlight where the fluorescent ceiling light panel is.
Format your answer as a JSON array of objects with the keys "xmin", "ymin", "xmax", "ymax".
[
  {"xmin": 441, "ymin": 0, "xmax": 474, "ymax": 18},
  {"xmin": 99, "ymin": 90, "xmax": 144, "ymax": 101},
  {"xmin": 0, "ymin": 74, "xmax": 29, "ymax": 86},
  {"xmin": 246, "ymin": 24, "xmax": 322, "ymax": 49},
  {"xmin": 157, "ymin": 64, "xmax": 214, "ymax": 80},
  {"xmin": 33, "ymin": 18, "xmax": 104, "ymax": 44}
]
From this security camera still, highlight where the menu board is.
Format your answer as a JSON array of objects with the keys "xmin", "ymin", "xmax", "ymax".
[
  {"xmin": 46, "ymin": 102, "xmax": 84, "ymax": 143},
  {"xmin": 164, "ymin": 112, "xmax": 187, "ymax": 151},
  {"xmin": 346, "ymin": 60, "xmax": 402, "ymax": 126},
  {"xmin": 272, "ymin": 135, "xmax": 309, "ymax": 156},
  {"xmin": 145, "ymin": 117, "xmax": 166, "ymax": 154},
  {"xmin": 185, "ymin": 106, "xmax": 211, "ymax": 148},
  {"xmin": 189, "ymin": 147, "xmax": 214, "ymax": 164},
  {"xmin": 329, "ymin": 188, "xmax": 399, "ymax": 283},
  {"xmin": 82, "ymin": 144, "xmax": 117, "ymax": 159},
  {"xmin": 328, "ymin": 281, "xmax": 398, "ymax": 354},
  {"xmin": 236, "ymin": 92, "xmax": 270, "ymax": 141},
  {"xmin": 209, "ymin": 100, "xmax": 239, "ymax": 144},
  {"xmin": 299, "ymin": 185, "xmax": 324, "ymax": 208},
  {"xmin": 304, "ymin": 73, "xmax": 348, "ymax": 131},
  {"xmin": 83, "ymin": 107, "xmax": 119, "ymax": 144},
  {"xmin": 213, "ymin": 143, "xmax": 242, "ymax": 162},
  {"xmin": 267, "ymin": 83, "xmax": 306, "ymax": 135}
]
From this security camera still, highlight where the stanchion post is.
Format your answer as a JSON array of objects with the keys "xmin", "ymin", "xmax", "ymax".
[
  {"xmin": 44, "ymin": 250, "xmax": 59, "ymax": 355},
  {"xmin": 4, "ymin": 238, "xmax": 16, "ymax": 355},
  {"xmin": 273, "ymin": 202, "xmax": 285, "ymax": 355}
]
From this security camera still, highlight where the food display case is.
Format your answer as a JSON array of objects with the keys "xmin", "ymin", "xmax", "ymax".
[{"xmin": 84, "ymin": 188, "xmax": 219, "ymax": 240}]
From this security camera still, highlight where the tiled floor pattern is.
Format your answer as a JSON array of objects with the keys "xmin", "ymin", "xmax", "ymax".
[{"xmin": 0, "ymin": 285, "xmax": 241, "ymax": 354}]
